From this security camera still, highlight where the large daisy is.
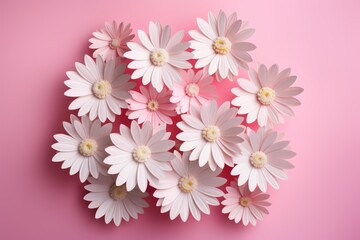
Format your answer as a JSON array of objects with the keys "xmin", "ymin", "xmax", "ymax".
[
  {"xmin": 65, "ymin": 55, "xmax": 135, "ymax": 123},
  {"xmin": 176, "ymin": 100, "xmax": 244, "ymax": 171},
  {"xmin": 84, "ymin": 174, "xmax": 149, "ymax": 226},
  {"xmin": 126, "ymin": 85, "xmax": 176, "ymax": 127},
  {"xmin": 231, "ymin": 127, "xmax": 295, "ymax": 192},
  {"xmin": 104, "ymin": 121, "xmax": 175, "ymax": 192},
  {"xmin": 170, "ymin": 69, "xmax": 217, "ymax": 114},
  {"xmin": 154, "ymin": 151, "xmax": 226, "ymax": 222},
  {"xmin": 124, "ymin": 21, "xmax": 193, "ymax": 92},
  {"xmin": 52, "ymin": 115, "xmax": 111, "ymax": 182},
  {"xmin": 222, "ymin": 181, "xmax": 270, "ymax": 226},
  {"xmin": 189, "ymin": 10, "xmax": 256, "ymax": 81},
  {"xmin": 231, "ymin": 64, "xmax": 304, "ymax": 127},
  {"xmin": 89, "ymin": 21, "xmax": 135, "ymax": 62}
]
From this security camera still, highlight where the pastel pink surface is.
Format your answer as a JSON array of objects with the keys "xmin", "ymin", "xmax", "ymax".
[{"xmin": 0, "ymin": 0, "xmax": 359, "ymax": 239}]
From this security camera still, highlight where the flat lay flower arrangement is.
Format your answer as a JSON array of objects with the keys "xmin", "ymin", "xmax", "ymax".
[{"xmin": 52, "ymin": 10, "xmax": 303, "ymax": 227}]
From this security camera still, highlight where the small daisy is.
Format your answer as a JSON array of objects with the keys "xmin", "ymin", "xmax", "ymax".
[
  {"xmin": 154, "ymin": 151, "xmax": 226, "ymax": 221},
  {"xmin": 84, "ymin": 174, "xmax": 149, "ymax": 226},
  {"xmin": 126, "ymin": 85, "xmax": 176, "ymax": 127},
  {"xmin": 89, "ymin": 21, "xmax": 135, "ymax": 62},
  {"xmin": 170, "ymin": 69, "xmax": 217, "ymax": 114},
  {"xmin": 231, "ymin": 127, "xmax": 295, "ymax": 192},
  {"xmin": 104, "ymin": 121, "xmax": 175, "ymax": 192},
  {"xmin": 222, "ymin": 181, "xmax": 270, "ymax": 226},
  {"xmin": 52, "ymin": 115, "xmax": 111, "ymax": 182},
  {"xmin": 189, "ymin": 10, "xmax": 256, "ymax": 81},
  {"xmin": 65, "ymin": 55, "xmax": 136, "ymax": 122},
  {"xmin": 124, "ymin": 21, "xmax": 193, "ymax": 92},
  {"xmin": 231, "ymin": 64, "xmax": 304, "ymax": 127},
  {"xmin": 177, "ymin": 100, "xmax": 244, "ymax": 171}
]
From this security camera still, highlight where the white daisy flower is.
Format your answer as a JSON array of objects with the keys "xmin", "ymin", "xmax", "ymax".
[
  {"xmin": 154, "ymin": 151, "xmax": 226, "ymax": 221},
  {"xmin": 170, "ymin": 69, "xmax": 217, "ymax": 114},
  {"xmin": 231, "ymin": 64, "xmax": 304, "ymax": 127},
  {"xmin": 231, "ymin": 127, "xmax": 295, "ymax": 192},
  {"xmin": 104, "ymin": 121, "xmax": 175, "ymax": 192},
  {"xmin": 52, "ymin": 115, "xmax": 111, "ymax": 182},
  {"xmin": 177, "ymin": 100, "xmax": 244, "ymax": 171},
  {"xmin": 124, "ymin": 21, "xmax": 193, "ymax": 92},
  {"xmin": 222, "ymin": 181, "xmax": 270, "ymax": 226},
  {"xmin": 65, "ymin": 55, "xmax": 136, "ymax": 122},
  {"xmin": 84, "ymin": 174, "xmax": 149, "ymax": 226},
  {"xmin": 189, "ymin": 10, "xmax": 256, "ymax": 81},
  {"xmin": 89, "ymin": 21, "xmax": 135, "ymax": 62}
]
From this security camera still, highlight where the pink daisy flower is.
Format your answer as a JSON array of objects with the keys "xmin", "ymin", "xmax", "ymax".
[
  {"xmin": 231, "ymin": 64, "xmax": 304, "ymax": 127},
  {"xmin": 170, "ymin": 69, "xmax": 217, "ymax": 114},
  {"xmin": 126, "ymin": 85, "xmax": 177, "ymax": 127},
  {"xmin": 89, "ymin": 21, "xmax": 135, "ymax": 62},
  {"xmin": 222, "ymin": 181, "xmax": 270, "ymax": 226}
]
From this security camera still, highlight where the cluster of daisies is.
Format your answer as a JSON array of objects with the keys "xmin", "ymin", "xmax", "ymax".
[{"xmin": 52, "ymin": 11, "xmax": 303, "ymax": 227}]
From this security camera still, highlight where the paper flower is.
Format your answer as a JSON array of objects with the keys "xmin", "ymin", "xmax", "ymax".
[
  {"xmin": 170, "ymin": 69, "xmax": 217, "ymax": 114},
  {"xmin": 231, "ymin": 127, "xmax": 295, "ymax": 192},
  {"xmin": 52, "ymin": 115, "xmax": 111, "ymax": 182},
  {"xmin": 65, "ymin": 55, "xmax": 136, "ymax": 122},
  {"xmin": 126, "ymin": 85, "xmax": 176, "ymax": 127},
  {"xmin": 89, "ymin": 21, "xmax": 135, "ymax": 62},
  {"xmin": 189, "ymin": 10, "xmax": 256, "ymax": 81},
  {"xmin": 53, "ymin": 13, "xmax": 304, "ymax": 226},
  {"xmin": 231, "ymin": 64, "xmax": 304, "ymax": 127},
  {"xmin": 177, "ymin": 101, "xmax": 244, "ymax": 171},
  {"xmin": 84, "ymin": 174, "xmax": 149, "ymax": 226},
  {"xmin": 104, "ymin": 121, "xmax": 175, "ymax": 192},
  {"xmin": 124, "ymin": 21, "xmax": 193, "ymax": 92},
  {"xmin": 222, "ymin": 181, "xmax": 270, "ymax": 226},
  {"xmin": 154, "ymin": 151, "xmax": 226, "ymax": 221}
]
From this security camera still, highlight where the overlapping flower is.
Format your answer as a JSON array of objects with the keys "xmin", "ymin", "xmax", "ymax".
[{"xmin": 52, "ymin": 10, "xmax": 303, "ymax": 227}]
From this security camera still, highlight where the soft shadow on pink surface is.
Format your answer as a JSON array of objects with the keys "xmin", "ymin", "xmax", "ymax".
[{"xmin": 1, "ymin": 0, "xmax": 360, "ymax": 239}]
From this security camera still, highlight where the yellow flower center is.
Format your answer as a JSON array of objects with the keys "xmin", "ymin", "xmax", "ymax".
[
  {"xmin": 109, "ymin": 39, "xmax": 120, "ymax": 49},
  {"xmin": 213, "ymin": 37, "xmax": 232, "ymax": 55},
  {"xmin": 150, "ymin": 48, "xmax": 169, "ymax": 66},
  {"xmin": 92, "ymin": 80, "xmax": 112, "ymax": 99},
  {"xmin": 132, "ymin": 145, "xmax": 151, "ymax": 163},
  {"xmin": 250, "ymin": 151, "xmax": 268, "ymax": 168},
  {"xmin": 78, "ymin": 138, "xmax": 98, "ymax": 157},
  {"xmin": 257, "ymin": 87, "xmax": 276, "ymax": 105},
  {"xmin": 185, "ymin": 83, "xmax": 200, "ymax": 97},
  {"xmin": 147, "ymin": 99, "xmax": 159, "ymax": 111},
  {"xmin": 109, "ymin": 184, "xmax": 127, "ymax": 201},
  {"xmin": 202, "ymin": 125, "xmax": 221, "ymax": 142},
  {"xmin": 178, "ymin": 176, "xmax": 198, "ymax": 193},
  {"xmin": 239, "ymin": 197, "xmax": 251, "ymax": 207}
]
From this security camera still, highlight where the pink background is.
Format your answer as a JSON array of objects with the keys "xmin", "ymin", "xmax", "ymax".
[{"xmin": 1, "ymin": 0, "xmax": 359, "ymax": 239}]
